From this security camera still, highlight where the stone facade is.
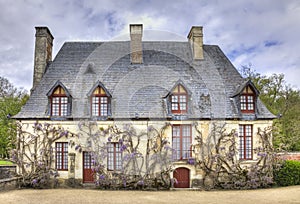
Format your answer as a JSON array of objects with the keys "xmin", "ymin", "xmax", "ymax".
[
  {"xmin": 14, "ymin": 24, "xmax": 275, "ymax": 188},
  {"xmin": 18, "ymin": 119, "xmax": 273, "ymax": 187}
]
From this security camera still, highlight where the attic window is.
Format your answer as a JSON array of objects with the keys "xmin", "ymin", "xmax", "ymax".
[
  {"xmin": 240, "ymin": 86, "xmax": 255, "ymax": 113},
  {"xmin": 170, "ymin": 84, "xmax": 188, "ymax": 114},
  {"xmin": 91, "ymin": 86, "xmax": 109, "ymax": 116},
  {"xmin": 50, "ymin": 86, "xmax": 69, "ymax": 116}
]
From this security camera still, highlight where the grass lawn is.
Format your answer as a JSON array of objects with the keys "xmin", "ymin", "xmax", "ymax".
[{"xmin": 0, "ymin": 160, "xmax": 14, "ymax": 165}]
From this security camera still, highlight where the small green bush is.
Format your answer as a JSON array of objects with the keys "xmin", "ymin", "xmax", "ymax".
[{"xmin": 274, "ymin": 160, "xmax": 300, "ymax": 186}]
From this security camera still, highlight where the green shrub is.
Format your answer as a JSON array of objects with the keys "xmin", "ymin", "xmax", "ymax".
[{"xmin": 274, "ymin": 160, "xmax": 300, "ymax": 186}]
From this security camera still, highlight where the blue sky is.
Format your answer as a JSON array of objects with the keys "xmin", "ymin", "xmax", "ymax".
[{"xmin": 0, "ymin": 0, "xmax": 299, "ymax": 91}]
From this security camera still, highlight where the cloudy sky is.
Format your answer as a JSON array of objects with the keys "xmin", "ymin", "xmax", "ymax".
[{"xmin": 0, "ymin": 0, "xmax": 299, "ymax": 91}]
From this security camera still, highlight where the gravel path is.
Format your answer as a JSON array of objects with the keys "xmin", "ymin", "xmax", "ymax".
[{"xmin": 0, "ymin": 186, "xmax": 299, "ymax": 204}]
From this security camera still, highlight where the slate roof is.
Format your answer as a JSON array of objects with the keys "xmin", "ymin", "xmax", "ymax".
[{"xmin": 15, "ymin": 41, "xmax": 275, "ymax": 120}]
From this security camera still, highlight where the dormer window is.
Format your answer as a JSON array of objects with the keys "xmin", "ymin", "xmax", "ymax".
[
  {"xmin": 170, "ymin": 84, "xmax": 188, "ymax": 114},
  {"xmin": 91, "ymin": 87, "xmax": 109, "ymax": 116},
  {"xmin": 88, "ymin": 81, "xmax": 111, "ymax": 117},
  {"xmin": 47, "ymin": 81, "xmax": 72, "ymax": 117},
  {"xmin": 51, "ymin": 86, "xmax": 68, "ymax": 116},
  {"xmin": 240, "ymin": 86, "xmax": 255, "ymax": 113}
]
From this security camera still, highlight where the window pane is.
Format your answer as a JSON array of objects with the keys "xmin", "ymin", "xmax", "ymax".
[
  {"xmin": 182, "ymin": 126, "xmax": 190, "ymax": 137},
  {"xmin": 172, "ymin": 125, "xmax": 192, "ymax": 160},
  {"xmin": 92, "ymin": 96, "xmax": 108, "ymax": 116},
  {"xmin": 239, "ymin": 125, "xmax": 252, "ymax": 160},
  {"xmin": 240, "ymin": 96, "xmax": 246, "ymax": 110},
  {"xmin": 56, "ymin": 142, "xmax": 68, "ymax": 170},
  {"xmin": 172, "ymin": 103, "xmax": 178, "ymax": 110},
  {"xmin": 100, "ymin": 97, "xmax": 108, "ymax": 116},
  {"xmin": 92, "ymin": 96, "xmax": 98, "ymax": 116},
  {"xmin": 247, "ymin": 96, "xmax": 254, "ymax": 110},
  {"xmin": 171, "ymin": 95, "xmax": 178, "ymax": 102},
  {"xmin": 179, "ymin": 95, "xmax": 186, "ymax": 102},
  {"xmin": 61, "ymin": 103, "xmax": 68, "ymax": 116},
  {"xmin": 107, "ymin": 143, "xmax": 122, "ymax": 171},
  {"xmin": 51, "ymin": 96, "xmax": 69, "ymax": 116},
  {"xmin": 172, "ymin": 126, "xmax": 180, "ymax": 136},
  {"xmin": 180, "ymin": 103, "xmax": 186, "ymax": 110}
]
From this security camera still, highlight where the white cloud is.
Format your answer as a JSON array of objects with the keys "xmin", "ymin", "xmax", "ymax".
[{"xmin": 0, "ymin": 0, "xmax": 299, "ymax": 91}]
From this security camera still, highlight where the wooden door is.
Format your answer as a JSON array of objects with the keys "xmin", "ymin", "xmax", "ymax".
[
  {"xmin": 83, "ymin": 152, "xmax": 94, "ymax": 183},
  {"xmin": 173, "ymin": 167, "xmax": 190, "ymax": 188}
]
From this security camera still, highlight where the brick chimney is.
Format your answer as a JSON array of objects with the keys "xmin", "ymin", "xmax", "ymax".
[
  {"xmin": 130, "ymin": 24, "xmax": 143, "ymax": 64},
  {"xmin": 32, "ymin": 27, "xmax": 54, "ymax": 90},
  {"xmin": 187, "ymin": 26, "xmax": 203, "ymax": 60}
]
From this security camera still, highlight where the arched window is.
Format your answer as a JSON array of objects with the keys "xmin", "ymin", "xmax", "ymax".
[
  {"xmin": 240, "ymin": 86, "xmax": 255, "ymax": 113},
  {"xmin": 50, "ymin": 86, "xmax": 68, "ymax": 116},
  {"xmin": 91, "ymin": 86, "xmax": 110, "ymax": 117},
  {"xmin": 170, "ymin": 84, "xmax": 188, "ymax": 114},
  {"xmin": 47, "ymin": 81, "xmax": 72, "ymax": 117}
]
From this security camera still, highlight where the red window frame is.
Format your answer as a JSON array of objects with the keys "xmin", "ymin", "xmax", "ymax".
[
  {"xmin": 55, "ymin": 142, "xmax": 68, "ymax": 170},
  {"xmin": 107, "ymin": 143, "xmax": 122, "ymax": 171},
  {"xmin": 240, "ymin": 86, "xmax": 255, "ymax": 113},
  {"xmin": 239, "ymin": 125, "xmax": 253, "ymax": 160},
  {"xmin": 51, "ymin": 86, "xmax": 68, "ymax": 116},
  {"xmin": 171, "ymin": 85, "xmax": 188, "ymax": 114},
  {"xmin": 172, "ymin": 125, "xmax": 192, "ymax": 160},
  {"xmin": 91, "ymin": 87, "xmax": 109, "ymax": 116}
]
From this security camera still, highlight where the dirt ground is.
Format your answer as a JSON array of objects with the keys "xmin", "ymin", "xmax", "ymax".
[{"xmin": 0, "ymin": 186, "xmax": 299, "ymax": 204}]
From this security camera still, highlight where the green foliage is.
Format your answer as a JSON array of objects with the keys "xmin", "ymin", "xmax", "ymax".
[
  {"xmin": 0, "ymin": 76, "xmax": 29, "ymax": 158},
  {"xmin": 240, "ymin": 66, "xmax": 300, "ymax": 151},
  {"xmin": 0, "ymin": 160, "xmax": 14, "ymax": 165},
  {"xmin": 274, "ymin": 160, "xmax": 300, "ymax": 186}
]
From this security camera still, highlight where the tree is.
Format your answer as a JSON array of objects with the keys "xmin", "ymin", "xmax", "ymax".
[
  {"xmin": 239, "ymin": 66, "xmax": 300, "ymax": 151},
  {"xmin": 0, "ymin": 76, "xmax": 28, "ymax": 158}
]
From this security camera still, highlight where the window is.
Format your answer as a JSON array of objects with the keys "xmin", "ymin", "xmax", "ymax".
[
  {"xmin": 240, "ymin": 86, "xmax": 255, "ymax": 113},
  {"xmin": 239, "ymin": 125, "xmax": 253, "ymax": 160},
  {"xmin": 91, "ymin": 87, "xmax": 109, "ymax": 116},
  {"xmin": 170, "ymin": 85, "xmax": 188, "ymax": 114},
  {"xmin": 172, "ymin": 125, "xmax": 192, "ymax": 160},
  {"xmin": 56, "ymin": 142, "xmax": 68, "ymax": 170},
  {"xmin": 51, "ymin": 86, "xmax": 68, "ymax": 116},
  {"xmin": 107, "ymin": 143, "xmax": 122, "ymax": 171}
]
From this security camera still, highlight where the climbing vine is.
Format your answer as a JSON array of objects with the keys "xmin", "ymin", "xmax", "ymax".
[
  {"xmin": 71, "ymin": 121, "xmax": 174, "ymax": 190},
  {"xmin": 193, "ymin": 122, "xmax": 277, "ymax": 189}
]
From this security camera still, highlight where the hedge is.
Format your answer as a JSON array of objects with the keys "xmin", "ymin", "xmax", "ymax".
[{"xmin": 274, "ymin": 160, "xmax": 300, "ymax": 186}]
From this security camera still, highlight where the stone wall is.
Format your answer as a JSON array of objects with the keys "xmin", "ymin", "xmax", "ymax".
[
  {"xmin": 0, "ymin": 165, "xmax": 16, "ymax": 179},
  {"xmin": 278, "ymin": 152, "xmax": 300, "ymax": 161},
  {"xmin": 0, "ymin": 177, "xmax": 21, "ymax": 191}
]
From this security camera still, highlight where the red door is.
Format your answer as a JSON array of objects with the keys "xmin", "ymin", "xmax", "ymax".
[
  {"xmin": 83, "ymin": 152, "xmax": 94, "ymax": 183},
  {"xmin": 173, "ymin": 167, "xmax": 190, "ymax": 188}
]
